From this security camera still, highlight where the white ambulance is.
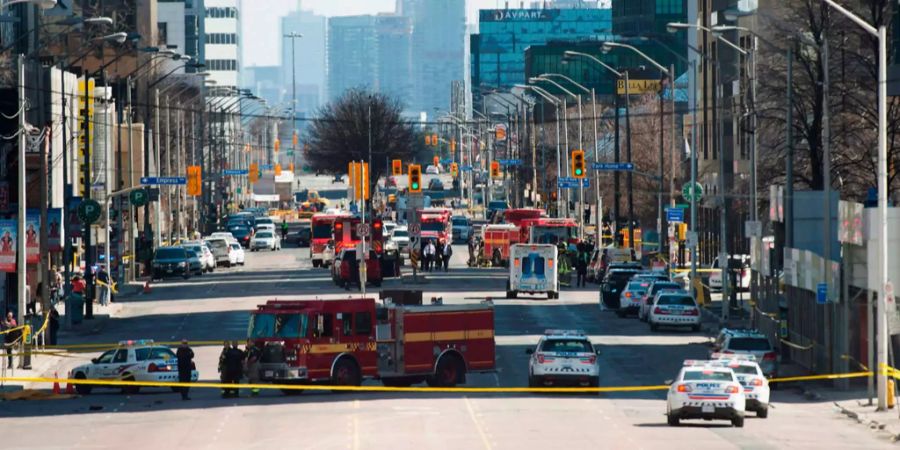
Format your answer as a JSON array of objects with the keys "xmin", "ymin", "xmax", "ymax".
[{"xmin": 506, "ymin": 244, "xmax": 560, "ymax": 299}]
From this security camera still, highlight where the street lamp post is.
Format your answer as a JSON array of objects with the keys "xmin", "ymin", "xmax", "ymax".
[
  {"xmin": 517, "ymin": 84, "xmax": 562, "ymax": 217},
  {"xmin": 283, "ymin": 32, "xmax": 302, "ymax": 170}
]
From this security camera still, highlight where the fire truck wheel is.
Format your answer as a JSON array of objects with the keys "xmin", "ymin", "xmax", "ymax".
[
  {"xmin": 428, "ymin": 354, "xmax": 465, "ymax": 387},
  {"xmin": 331, "ymin": 358, "xmax": 361, "ymax": 388}
]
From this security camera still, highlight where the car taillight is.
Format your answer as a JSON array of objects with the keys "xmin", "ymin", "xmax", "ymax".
[
  {"xmin": 536, "ymin": 354, "xmax": 545, "ymax": 364},
  {"xmin": 725, "ymin": 385, "xmax": 740, "ymax": 394},
  {"xmin": 676, "ymin": 384, "xmax": 692, "ymax": 393},
  {"xmin": 763, "ymin": 352, "xmax": 777, "ymax": 361},
  {"xmin": 750, "ymin": 378, "xmax": 764, "ymax": 386},
  {"xmin": 581, "ymin": 355, "xmax": 596, "ymax": 364},
  {"xmin": 148, "ymin": 363, "xmax": 172, "ymax": 372},
  {"xmin": 685, "ymin": 308, "xmax": 699, "ymax": 316},
  {"xmin": 654, "ymin": 307, "xmax": 665, "ymax": 315},
  {"xmin": 624, "ymin": 292, "xmax": 632, "ymax": 298}
]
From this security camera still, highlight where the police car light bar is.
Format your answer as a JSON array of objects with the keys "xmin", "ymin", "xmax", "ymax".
[
  {"xmin": 544, "ymin": 329, "xmax": 585, "ymax": 336},
  {"xmin": 118, "ymin": 339, "xmax": 154, "ymax": 346},
  {"xmin": 711, "ymin": 352, "xmax": 758, "ymax": 362}
]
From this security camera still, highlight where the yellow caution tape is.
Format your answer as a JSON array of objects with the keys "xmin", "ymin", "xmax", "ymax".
[
  {"xmin": 95, "ymin": 279, "xmax": 118, "ymax": 294},
  {"xmin": 0, "ymin": 371, "xmax": 877, "ymax": 394}
]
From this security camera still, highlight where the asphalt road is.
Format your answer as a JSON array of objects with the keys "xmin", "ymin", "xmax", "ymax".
[{"xmin": 0, "ymin": 244, "xmax": 889, "ymax": 449}]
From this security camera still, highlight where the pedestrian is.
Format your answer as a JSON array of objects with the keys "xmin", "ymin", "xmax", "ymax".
[
  {"xmin": 442, "ymin": 241, "xmax": 453, "ymax": 272},
  {"xmin": 424, "ymin": 240, "xmax": 436, "ymax": 272},
  {"xmin": 176, "ymin": 339, "xmax": 194, "ymax": 400},
  {"xmin": 71, "ymin": 274, "xmax": 85, "ymax": 297},
  {"xmin": 244, "ymin": 339, "xmax": 261, "ymax": 397},
  {"xmin": 224, "ymin": 340, "xmax": 245, "ymax": 398},
  {"xmin": 576, "ymin": 248, "xmax": 588, "ymax": 288},
  {"xmin": 467, "ymin": 235, "xmax": 476, "ymax": 267},
  {"xmin": 97, "ymin": 267, "xmax": 110, "ymax": 307},
  {"xmin": 48, "ymin": 307, "xmax": 59, "ymax": 346},
  {"xmin": 281, "ymin": 219, "xmax": 289, "ymax": 241},
  {"xmin": 2, "ymin": 311, "xmax": 18, "ymax": 369},
  {"xmin": 435, "ymin": 241, "xmax": 444, "ymax": 271},
  {"xmin": 28, "ymin": 282, "xmax": 39, "ymax": 315},
  {"xmin": 218, "ymin": 340, "xmax": 230, "ymax": 397}
]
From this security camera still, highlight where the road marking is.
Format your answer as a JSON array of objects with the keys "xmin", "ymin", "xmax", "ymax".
[
  {"xmin": 464, "ymin": 396, "xmax": 493, "ymax": 450},
  {"xmin": 352, "ymin": 399, "xmax": 360, "ymax": 450}
]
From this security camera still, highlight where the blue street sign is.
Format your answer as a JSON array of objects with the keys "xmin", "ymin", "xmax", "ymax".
[
  {"xmin": 440, "ymin": 158, "xmax": 453, "ymax": 165},
  {"xmin": 816, "ymin": 282, "xmax": 828, "ymax": 304},
  {"xmin": 557, "ymin": 177, "xmax": 590, "ymax": 189},
  {"xmin": 498, "ymin": 158, "xmax": 522, "ymax": 166},
  {"xmin": 140, "ymin": 177, "xmax": 187, "ymax": 186},
  {"xmin": 592, "ymin": 162, "xmax": 634, "ymax": 171},
  {"xmin": 224, "ymin": 169, "xmax": 249, "ymax": 176},
  {"xmin": 666, "ymin": 207, "xmax": 684, "ymax": 223},
  {"xmin": 460, "ymin": 165, "xmax": 473, "ymax": 172},
  {"xmin": 260, "ymin": 164, "xmax": 274, "ymax": 171}
]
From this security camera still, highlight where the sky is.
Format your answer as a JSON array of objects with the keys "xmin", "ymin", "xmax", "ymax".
[{"xmin": 241, "ymin": 0, "xmax": 500, "ymax": 67}]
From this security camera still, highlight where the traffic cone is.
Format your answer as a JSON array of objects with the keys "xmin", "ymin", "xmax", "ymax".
[
  {"xmin": 65, "ymin": 378, "xmax": 75, "ymax": 394},
  {"xmin": 52, "ymin": 372, "xmax": 61, "ymax": 394},
  {"xmin": 143, "ymin": 280, "xmax": 152, "ymax": 294}
]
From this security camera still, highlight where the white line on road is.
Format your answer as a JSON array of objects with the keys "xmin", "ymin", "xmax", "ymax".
[{"xmin": 464, "ymin": 396, "xmax": 493, "ymax": 450}]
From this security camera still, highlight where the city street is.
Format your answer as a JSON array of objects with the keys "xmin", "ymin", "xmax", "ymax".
[{"xmin": 0, "ymin": 246, "xmax": 889, "ymax": 449}]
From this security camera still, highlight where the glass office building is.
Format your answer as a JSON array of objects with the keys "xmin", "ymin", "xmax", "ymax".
[{"xmin": 470, "ymin": 8, "xmax": 613, "ymax": 94}]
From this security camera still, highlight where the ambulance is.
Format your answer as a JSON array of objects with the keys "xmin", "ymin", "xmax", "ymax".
[{"xmin": 506, "ymin": 244, "xmax": 560, "ymax": 299}]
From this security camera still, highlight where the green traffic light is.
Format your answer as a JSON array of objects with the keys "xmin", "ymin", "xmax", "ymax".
[
  {"xmin": 412, "ymin": 183, "xmax": 419, "ymax": 190},
  {"xmin": 575, "ymin": 169, "xmax": 583, "ymax": 176}
]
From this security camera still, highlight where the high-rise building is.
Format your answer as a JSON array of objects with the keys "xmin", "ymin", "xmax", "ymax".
[
  {"xmin": 158, "ymin": 0, "xmax": 206, "ymax": 73},
  {"xmin": 205, "ymin": 0, "xmax": 241, "ymax": 92},
  {"xmin": 470, "ymin": 7, "xmax": 613, "ymax": 96},
  {"xmin": 326, "ymin": 14, "xmax": 414, "ymax": 112},
  {"xmin": 326, "ymin": 15, "xmax": 379, "ymax": 101},
  {"xmin": 281, "ymin": 3, "xmax": 326, "ymax": 112},
  {"xmin": 397, "ymin": 0, "xmax": 466, "ymax": 115}
]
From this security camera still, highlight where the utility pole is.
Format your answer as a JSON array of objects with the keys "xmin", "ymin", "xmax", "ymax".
[
  {"xmin": 285, "ymin": 32, "xmax": 302, "ymax": 168},
  {"xmin": 82, "ymin": 71, "xmax": 95, "ymax": 320},
  {"xmin": 17, "ymin": 55, "xmax": 27, "ymax": 330},
  {"xmin": 624, "ymin": 71, "xmax": 634, "ymax": 250}
]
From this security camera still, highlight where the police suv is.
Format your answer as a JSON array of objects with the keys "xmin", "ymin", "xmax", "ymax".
[
  {"xmin": 68, "ymin": 340, "xmax": 198, "ymax": 395},
  {"xmin": 666, "ymin": 359, "xmax": 746, "ymax": 427},
  {"xmin": 526, "ymin": 330, "xmax": 600, "ymax": 387}
]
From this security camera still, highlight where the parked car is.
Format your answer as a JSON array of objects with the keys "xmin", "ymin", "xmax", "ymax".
[
  {"xmin": 67, "ymin": 339, "xmax": 198, "ymax": 395},
  {"xmin": 180, "ymin": 242, "xmax": 216, "ymax": 273},
  {"xmin": 253, "ymin": 216, "xmax": 275, "ymax": 231},
  {"xmin": 710, "ymin": 329, "xmax": 779, "ymax": 378},
  {"xmin": 451, "ymin": 216, "xmax": 471, "ymax": 243},
  {"xmin": 709, "ymin": 254, "xmax": 751, "ymax": 291},
  {"xmin": 229, "ymin": 242, "xmax": 245, "ymax": 265},
  {"xmin": 151, "ymin": 247, "xmax": 193, "ymax": 280},
  {"xmin": 599, "ymin": 267, "xmax": 643, "ymax": 309},
  {"xmin": 204, "ymin": 237, "xmax": 232, "ymax": 267},
  {"xmin": 294, "ymin": 226, "xmax": 311, "ymax": 247},
  {"xmin": 648, "ymin": 291, "xmax": 701, "ymax": 332},
  {"xmin": 390, "ymin": 226, "xmax": 410, "ymax": 255},
  {"xmin": 183, "ymin": 249, "xmax": 204, "ymax": 276},
  {"xmin": 250, "ymin": 230, "xmax": 281, "ymax": 251},
  {"xmin": 226, "ymin": 224, "xmax": 253, "ymax": 248}
]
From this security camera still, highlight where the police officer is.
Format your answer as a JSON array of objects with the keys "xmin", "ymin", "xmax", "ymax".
[
  {"xmin": 244, "ymin": 339, "xmax": 261, "ymax": 397},
  {"xmin": 176, "ymin": 339, "xmax": 194, "ymax": 400},
  {"xmin": 217, "ymin": 341, "xmax": 230, "ymax": 397},
  {"xmin": 224, "ymin": 340, "xmax": 245, "ymax": 398}
]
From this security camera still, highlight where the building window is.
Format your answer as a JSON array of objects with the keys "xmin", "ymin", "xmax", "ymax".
[
  {"xmin": 656, "ymin": 0, "xmax": 683, "ymax": 14},
  {"xmin": 205, "ymin": 7, "xmax": 237, "ymax": 19},
  {"xmin": 207, "ymin": 59, "xmax": 237, "ymax": 71},
  {"xmin": 205, "ymin": 33, "xmax": 236, "ymax": 45}
]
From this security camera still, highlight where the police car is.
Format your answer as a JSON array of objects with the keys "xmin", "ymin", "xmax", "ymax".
[
  {"xmin": 648, "ymin": 290, "xmax": 701, "ymax": 332},
  {"xmin": 712, "ymin": 353, "xmax": 770, "ymax": 418},
  {"xmin": 710, "ymin": 328, "xmax": 779, "ymax": 378},
  {"xmin": 526, "ymin": 330, "xmax": 600, "ymax": 387},
  {"xmin": 666, "ymin": 359, "xmax": 746, "ymax": 427},
  {"xmin": 68, "ymin": 340, "xmax": 198, "ymax": 395}
]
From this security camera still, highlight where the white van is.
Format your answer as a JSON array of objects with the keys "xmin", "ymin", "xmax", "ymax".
[{"xmin": 506, "ymin": 244, "xmax": 559, "ymax": 299}]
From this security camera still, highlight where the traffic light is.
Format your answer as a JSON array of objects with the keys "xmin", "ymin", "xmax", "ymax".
[
  {"xmin": 408, "ymin": 164, "xmax": 422, "ymax": 193},
  {"xmin": 249, "ymin": 163, "xmax": 259, "ymax": 183},
  {"xmin": 450, "ymin": 162, "xmax": 458, "ymax": 177},
  {"xmin": 187, "ymin": 165, "xmax": 202, "ymax": 197},
  {"xmin": 392, "ymin": 159, "xmax": 402, "ymax": 176},
  {"xmin": 571, "ymin": 150, "xmax": 585, "ymax": 179},
  {"xmin": 490, "ymin": 161, "xmax": 501, "ymax": 178}
]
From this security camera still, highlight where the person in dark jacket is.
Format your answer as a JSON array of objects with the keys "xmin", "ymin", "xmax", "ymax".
[
  {"xmin": 223, "ymin": 340, "xmax": 245, "ymax": 398},
  {"xmin": 217, "ymin": 341, "xmax": 230, "ymax": 397},
  {"xmin": 575, "ymin": 247, "xmax": 589, "ymax": 288},
  {"xmin": 175, "ymin": 339, "xmax": 194, "ymax": 400},
  {"xmin": 48, "ymin": 307, "xmax": 59, "ymax": 346}
]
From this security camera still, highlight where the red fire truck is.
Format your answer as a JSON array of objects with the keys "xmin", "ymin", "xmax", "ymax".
[
  {"xmin": 482, "ymin": 223, "xmax": 521, "ymax": 267},
  {"xmin": 522, "ymin": 218, "xmax": 579, "ymax": 245},
  {"xmin": 310, "ymin": 213, "xmax": 350, "ymax": 268},
  {"xmin": 332, "ymin": 217, "xmax": 385, "ymax": 255},
  {"xmin": 248, "ymin": 298, "xmax": 495, "ymax": 389},
  {"xmin": 417, "ymin": 208, "xmax": 452, "ymax": 245}
]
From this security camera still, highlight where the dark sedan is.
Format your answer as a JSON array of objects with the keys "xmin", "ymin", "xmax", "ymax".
[
  {"xmin": 151, "ymin": 247, "xmax": 192, "ymax": 280},
  {"xmin": 227, "ymin": 225, "xmax": 254, "ymax": 247}
]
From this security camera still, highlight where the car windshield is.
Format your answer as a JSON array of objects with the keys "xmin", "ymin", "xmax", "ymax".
[
  {"xmin": 452, "ymin": 218, "xmax": 468, "ymax": 226},
  {"xmin": 183, "ymin": 245, "xmax": 201, "ymax": 253},
  {"xmin": 683, "ymin": 370, "xmax": 735, "ymax": 382},
  {"xmin": 230, "ymin": 244, "xmax": 241, "ymax": 250},
  {"xmin": 728, "ymin": 337, "xmax": 772, "ymax": 351},
  {"xmin": 656, "ymin": 295, "xmax": 695, "ymax": 306},
  {"xmin": 540, "ymin": 339, "xmax": 593, "ymax": 353},
  {"xmin": 651, "ymin": 282, "xmax": 681, "ymax": 294},
  {"xmin": 608, "ymin": 270, "xmax": 640, "ymax": 284},
  {"xmin": 256, "ymin": 218, "xmax": 274, "ymax": 225},
  {"xmin": 256, "ymin": 232, "xmax": 274, "ymax": 238},
  {"xmin": 731, "ymin": 365, "xmax": 759, "ymax": 375},
  {"xmin": 531, "ymin": 226, "xmax": 574, "ymax": 244},
  {"xmin": 155, "ymin": 248, "xmax": 185, "ymax": 259},
  {"xmin": 627, "ymin": 281, "xmax": 649, "ymax": 291},
  {"xmin": 248, "ymin": 313, "xmax": 308, "ymax": 338},
  {"xmin": 313, "ymin": 224, "xmax": 333, "ymax": 239},
  {"xmin": 393, "ymin": 230, "xmax": 409, "ymax": 238},
  {"xmin": 207, "ymin": 240, "xmax": 228, "ymax": 250},
  {"xmin": 135, "ymin": 347, "xmax": 177, "ymax": 361},
  {"xmin": 422, "ymin": 222, "xmax": 445, "ymax": 232}
]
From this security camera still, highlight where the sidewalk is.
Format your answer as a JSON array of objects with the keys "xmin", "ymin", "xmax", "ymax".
[{"xmin": 832, "ymin": 395, "xmax": 900, "ymax": 442}]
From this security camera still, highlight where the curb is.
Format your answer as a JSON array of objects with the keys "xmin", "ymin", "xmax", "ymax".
[{"xmin": 833, "ymin": 401, "xmax": 900, "ymax": 442}]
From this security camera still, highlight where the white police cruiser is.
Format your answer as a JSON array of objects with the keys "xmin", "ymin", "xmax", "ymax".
[
  {"xmin": 68, "ymin": 340, "xmax": 198, "ymax": 395},
  {"xmin": 712, "ymin": 353, "xmax": 770, "ymax": 418},
  {"xmin": 526, "ymin": 330, "xmax": 600, "ymax": 387},
  {"xmin": 666, "ymin": 359, "xmax": 746, "ymax": 427}
]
